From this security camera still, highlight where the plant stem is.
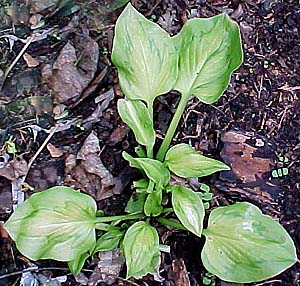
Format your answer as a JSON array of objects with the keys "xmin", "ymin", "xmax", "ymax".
[
  {"xmin": 157, "ymin": 217, "xmax": 187, "ymax": 231},
  {"xmin": 94, "ymin": 222, "xmax": 114, "ymax": 231},
  {"xmin": 156, "ymin": 94, "xmax": 189, "ymax": 161},
  {"xmin": 147, "ymin": 100, "xmax": 154, "ymax": 158},
  {"xmin": 95, "ymin": 213, "xmax": 143, "ymax": 223}
]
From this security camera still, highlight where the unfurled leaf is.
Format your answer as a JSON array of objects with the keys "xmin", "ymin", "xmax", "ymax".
[
  {"xmin": 125, "ymin": 193, "xmax": 147, "ymax": 213},
  {"xmin": 171, "ymin": 186, "xmax": 204, "ymax": 237},
  {"xmin": 123, "ymin": 221, "xmax": 160, "ymax": 278},
  {"xmin": 117, "ymin": 99, "xmax": 155, "ymax": 149},
  {"xmin": 135, "ymin": 158, "xmax": 170, "ymax": 189},
  {"xmin": 4, "ymin": 186, "xmax": 97, "ymax": 261},
  {"xmin": 112, "ymin": 3, "xmax": 177, "ymax": 107},
  {"xmin": 122, "ymin": 151, "xmax": 143, "ymax": 171},
  {"xmin": 144, "ymin": 189, "xmax": 163, "ymax": 217},
  {"xmin": 173, "ymin": 14, "xmax": 242, "ymax": 104},
  {"xmin": 202, "ymin": 202, "xmax": 297, "ymax": 283},
  {"xmin": 165, "ymin": 143, "xmax": 229, "ymax": 178},
  {"xmin": 94, "ymin": 229, "xmax": 124, "ymax": 253},
  {"xmin": 68, "ymin": 252, "xmax": 90, "ymax": 275}
]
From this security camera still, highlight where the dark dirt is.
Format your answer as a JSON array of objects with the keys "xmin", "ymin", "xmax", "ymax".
[{"xmin": 0, "ymin": 0, "xmax": 299, "ymax": 285}]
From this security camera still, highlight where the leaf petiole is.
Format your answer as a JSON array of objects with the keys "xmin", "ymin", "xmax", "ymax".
[
  {"xmin": 156, "ymin": 217, "xmax": 187, "ymax": 231},
  {"xmin": 156, "ymin": 94, "xmax": 189, "ymax": 161},
  {"xmin": 95, "ymin": 213, "xmax": 143, "ymax": 224}
]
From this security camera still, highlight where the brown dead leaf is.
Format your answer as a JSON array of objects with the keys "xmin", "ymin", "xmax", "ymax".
[
  {"xmin": 23, "ymin": 52, "xmax": 40, "ymax": 67},
  {"xmin": 88, "ymin": 249, "xmax": 124, "ymax": 286},
  {"xmin": 220, "ymin": 130, "xmax": 271, "ymax": 183},
  {"xmin": 0, "ymin": 159, "xmax": 28, "ymax": 181},
  {"xmin": 30, "ymin": 0, "xmax": 59, "ymax": 13},
  {"xmin": 64, "ymin": 132, "xmax": 115, "ymax": 201},
  {"xmin": 169, "ymin": 258, "xmax": 190, "ymax": 286},
  {"xmin": 47, "ymin": 143, "xmax": 63, "ymax": 158},
  {"xmin": 48, "ymin": 35, "xmax": 99, "ymax": 105},
  {"xmin": 217, "ymin": 130, "xmax": 281, "ymax": 209}
]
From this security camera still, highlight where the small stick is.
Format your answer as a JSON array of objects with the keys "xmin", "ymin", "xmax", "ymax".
[{"xmin": 1, "ymin": 36, "xmax": 34, "ymax": 90}]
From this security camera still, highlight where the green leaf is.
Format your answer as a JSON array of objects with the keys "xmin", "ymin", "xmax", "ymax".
[
  {"xmin": 94, "ymin": 229, "xmax": 124, "ymax": 253},
  {"xmin": 68, "ymin": 252, "xmax": 90, "ymax": 275},
  {"xmin": 4, "ymin": 186, "xmax": 97, "ymax": 261},
  {"xmin": 135, "ymin": 158, "xmax": 170, "ymax": 189},
  {"xmin": 144, "ymin": 189, "xmax": 163, "ymax": 217},
  {"xmin": 122, "ymin": 151, "xmax": 143, "ymax": 171},
  {"xmin": 202, "ymin": 202, "xmax": 297, "ymax": 283},
  {"xmin": 165, "ymin": 144, "xmax": 230, "ymax": 178},
  {"xmin": 112, "ymin": 3, "xmax": 178, "ymax": 107},
  {"xmin": 118, "ymin": 99, "xmax": 155, "ymax": 149},
  {"xmin": 123, "ymin": 153, "xmax": 170, "ymax": 188},
  {"xmin": 173, "ymin": 14, "xmax": 243, "ymax": 104},
  {"xmin": 125, "ymin": 193, "xmax": 147, "ymax": 213},
  {"xmin": 171, "ymin": 186, "xmax": 204, "ymax": 237},
  {"xmin": 123, "ymin": 221, "xmax": 160, "ymax": 278}
]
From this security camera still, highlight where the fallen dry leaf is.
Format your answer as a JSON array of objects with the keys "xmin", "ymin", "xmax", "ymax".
[
  {"xmin": 30, "ymin": 0, "xmax": 59, "ymax": 13},
  {"xmin": 0, "ymin": 159, "xmax": 28, "ymax": 181},
  {"xmin": 170, "ymin": 258, "xmax": 190, "ymax": 286},
  {"xmin": 217, "ymin": 130, "xmax": 281, "ymax": 210},
  {"xmin": 64, "ymin": 132, "xmax": 116, "ymax": 201},
  {"xmin": 47, "ymin": 143, "xmax": 63, "ymax": 158},
  {"xmin": 48, "ymin": 35, "xmax": 99, "ymax": 105},
  {"xmin": 23, "ymin": 52, "xmax": 40, "ymax": 67},
  {"xmin": 88, "ymin": 249, "xmax": 124, "ymax": 286},
  {"xmin": 220, "ymin": 130, "xmax": 271, "ymax": 183}
]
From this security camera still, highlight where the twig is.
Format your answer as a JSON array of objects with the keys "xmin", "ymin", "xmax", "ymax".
[
  {"xmin": 25, "ymin": 126, "xmax": 58, "ymax": 176},
  {"xmin": 1, "ymin": 36, "xmax": 34, "ymax": 90}
]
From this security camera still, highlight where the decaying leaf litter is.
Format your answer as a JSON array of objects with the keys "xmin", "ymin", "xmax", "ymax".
[{"xmin": 0, "ymin": 0, "xmax": 300, "ymax": 286}]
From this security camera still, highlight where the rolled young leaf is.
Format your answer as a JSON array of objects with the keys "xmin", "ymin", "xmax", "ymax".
[
  {"xmin": 144, "ymin": 189, "xmax": 163, "ymax": 217},
  {"xmin": 117, "ymin": 99, "xmax": 155, "ymax": 150},
  {"xmin": 173, "ymin": 14, "xmax": 243, "ymax": 104},
  {"xmin": 123, "ymin": 221, "xmax": 160, "ymax": 278},
  {"xmin": 135, "ymin": 158, "xmax": 170, "ymax": 189},
  {"xmin": 112, "ymin": 3, "xmax": 178, "ymax": 108},
  {"xmin": 171, "ymin": 186, "xmax": 205, "ymax": 237},
  {"xmin": 123, "ymin": 151, "xmax": 170, "ymax": 189},
  {"xmin": 4, "ymin": 186, "xmax": 97, "ymax": 261},
  {"xmin": 202, "ymin": 202, "xmax": 298, "ymax": 283},
  {"xmin": 165, "ymin": 143, "xmax": 230, "ymax": 178}
]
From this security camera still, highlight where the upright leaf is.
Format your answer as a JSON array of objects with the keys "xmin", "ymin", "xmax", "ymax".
[
  {"xmin": 202, "ymin": 202, "xmax": 297, "ymax": 283},
  {"xmin": 123, "ymin": 221, "xmax": 160, "ymax": 278},
  {"xmin": 68, "ymin": 252, "xmax": 90, "ymax": 276},
  {"xmin": 173, "ymin": 14, "xmax": 243, "ymax": 103},
  {"xmin": 165, "ymin": 143, "xmax": 229, "ymax": 178},
  {"xmin": 94, "ymin": 229, "xmax": 124, "ymax": 253},
  {"xmin": 144, "ymin": 189, "xmax": 163, "ymax": 217},
  {"xmin": 112, "ymin": 3, "xmax": 178, "ymax": 107},
  {"xmin": 171, "ymin": 186, "xmax": 204, "ymax": 237},
  {"xmin": 118, "ymin": 99, "xmax": 155, "ymax": 149},
  {"xmin": 4, "ymin": 187, "xmax": 97, "ymax": 261},
  {"xmin": 135, "ymin": 158, "xmax": 170, "ymax": 189}
]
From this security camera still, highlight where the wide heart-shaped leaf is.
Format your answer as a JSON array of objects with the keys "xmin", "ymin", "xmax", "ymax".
[
  {"xmin": 171, "ymin": 186, "xmax": 204, "ymax": 237},
  {"xmin": 4, "ymin": 186, "xmax": 97, "ymax": 262},
  {"xmin": 123, "ymin": 221, "xmax": 160, "ymax": 278},
  {"xmin": 165, "ymin": 143, "xmax": 229, "ymax": 178},
  {"xmin": 112, "ymin": 3, "xmax": 178, "ymax": 107},
  {"xmin": 202, "ymin": 202, "xmax": 298, "ymax": 283},
  {"xmin": 173, "ymin": 14, "xmax": 243, "ymax": 104},
  {"xmin": 118, "ymin": 99, "xmax": 155, "ymax": 150}
]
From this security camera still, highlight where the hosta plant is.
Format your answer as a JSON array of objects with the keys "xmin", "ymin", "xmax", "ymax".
[{"xmin": 4, "ymin": 3, "xmax": 298, "ymax": 283}]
